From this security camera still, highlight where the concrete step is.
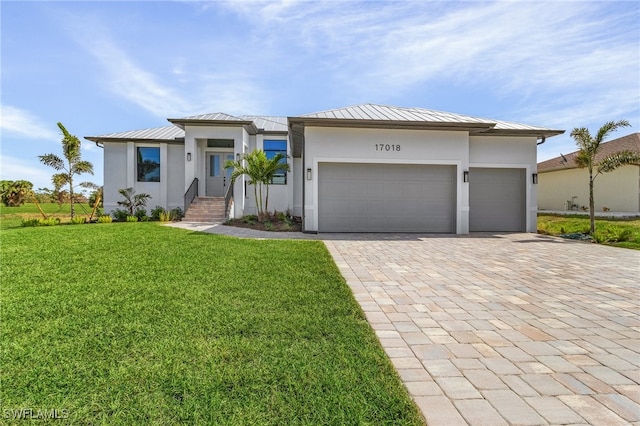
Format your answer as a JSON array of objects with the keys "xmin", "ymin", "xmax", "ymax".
[{"xmin": 184, "ymin": 196, "xmax": 228, "ymax": 222}]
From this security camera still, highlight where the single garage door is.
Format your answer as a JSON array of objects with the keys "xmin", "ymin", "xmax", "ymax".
[
  {"xmin": 318, "ymin": 163, "xmax": 456, "ymax": 232},
  {"xmin": 469, "ymin": 168, "xmax": 525, "ymax": 232}
]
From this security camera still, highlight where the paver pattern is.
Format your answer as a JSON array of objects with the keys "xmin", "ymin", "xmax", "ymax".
[
  {"xmin": 170, "ymin": 222, "xmax": 640, "ymax": 425},
  {"xmin": 324, "ymin": 233, "xmax": 640, "ymax": 425}
]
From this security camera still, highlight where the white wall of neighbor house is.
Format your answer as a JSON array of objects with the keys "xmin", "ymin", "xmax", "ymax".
[
  {"xmin": 303, "ymin": 127, "xmax": 469, "ymax": 233},
  {"xmin": 538, "ymin": 166, "xmax": 640, "ymax": 212},
  {"xmin": 469, "ymin": 135, "xmax": 538, "ymax": 232}
]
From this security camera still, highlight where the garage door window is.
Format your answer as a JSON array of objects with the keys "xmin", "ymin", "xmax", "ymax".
[{"xmin": 264, "ymin": 140, "xmax": 287, "ymax": 184}]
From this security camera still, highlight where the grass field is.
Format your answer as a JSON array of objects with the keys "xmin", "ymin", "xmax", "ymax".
[
  {"xmin": 0, "ymin": 203, "xmax": 94, "ymax": 230},
  {"xmin": 0, "ymin": 218, "xmax": 424, "ymax": 424},
  {"xmin": 537, "ymin": 214, "xmax": 640, "ymax": 250}
]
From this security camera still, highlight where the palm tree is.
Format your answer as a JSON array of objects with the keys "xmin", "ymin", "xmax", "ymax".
[
  {"xmin": 225, "ymin": 149, "xmax": 290, "ymax": 220},
  {"xmin": 39, "ymin": 123, "xmax": 94, "ymax": 219},
  {"xmin": 570, "ymin": 120, "xmax": 639, "ymax": 234},
  {"xmin": 117, "ymin": 187, "xmax": 151, "ymax": 215}
]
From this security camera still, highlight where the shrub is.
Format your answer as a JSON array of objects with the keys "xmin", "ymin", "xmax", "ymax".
[
  {"xmin": 170, "ymin": 207, "xmax": 183, "ymax": 220},
  {"xmin": 70, "ymin": 216, "xmax": 86, "ymax": 225},
  {"xmin": 97, "ymin": 215, "xmax": 113, "ymax": 223},
  {"xmin": 21, "ymin": 218, "xmax": 40, "ymax": 227},
  {"xmin": 23, "ymin": 218, "xmax": 60, "ymax": 227},
  {"xmin": 112, "ymin": 209, "xmax": 129, "ymax": 222},
  {"xmin": 158, "ymin": 210, "xmax": 172, "ymax": 222},
  {"xmin": 594, "ymin": 226, "xmax": 633, "ymax": 244},
  {"xmin": 151, "ymin": 206, "xmax": 165, "ymax": 221},
  {"xmin": 134, "ymin": 208, "xmax": 148, "ymax": 221},
  {"xmin": 126, "ymin": 215, "xmax": 138, "ymax": 222}
]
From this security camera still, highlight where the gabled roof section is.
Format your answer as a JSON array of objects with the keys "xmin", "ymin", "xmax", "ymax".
[
  {"xmin": 538, "ymin": 133, "xmax": 640, "ymax": 173},
  {"xmin": 167, "ymin": 112, "xmax": 255, "ymax": 131},
  {"xmin": 85, "ymin": 125, "xmax": 185, "ymax": 143},
  {"xmin": 239, "ymin": 115, "xmax": 288, "ymax": 133},
  {"xmin": 289, "ymin": 103, "xmax": 563, "ymax": 137}
]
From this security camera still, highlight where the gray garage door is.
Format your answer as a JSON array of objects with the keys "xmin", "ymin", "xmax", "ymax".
[
  {"xmin": 469, "ymin": 168, "xmax": 525, "ymax": 232},
  {"xmin": 318, "ymin": 163, "xmax": 456, "ymax": 232}
]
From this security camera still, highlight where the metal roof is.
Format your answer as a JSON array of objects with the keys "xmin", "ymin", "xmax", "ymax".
[
  {"xmin": 538, "ymin": 132, "xmax": 640, "ymax": 173},
  {"xmin": 170, "ymin": 112, "xmax": 247, "ymax": 122},
  {"xmin": 300, "ymin": 104, "xmax": 496, "ymax": 125},
  {"xmin": 239, "ymin": 116, "xmax": 288, "ymax": 133},
  {"xmin": 85, "ymin": 125, "xmax": 184, "ymax": 142},
  {"xmin": 292, "ymin": 103, "xmax": 563, "ymax": 136}
]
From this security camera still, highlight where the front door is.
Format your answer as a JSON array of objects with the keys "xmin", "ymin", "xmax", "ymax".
[{"xmin": 206, "ymin": 152, "xmax": 234, "ymax": 196}]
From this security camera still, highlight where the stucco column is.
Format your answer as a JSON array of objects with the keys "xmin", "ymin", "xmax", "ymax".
[{"xmin": 184, "ymin": 136, "xmax": 196, "ymax": 192}]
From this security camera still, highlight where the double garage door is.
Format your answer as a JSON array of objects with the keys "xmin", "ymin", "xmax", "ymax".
[
  {"xmin": 317, "ymin": 163, "xmax": 525, "ymax": 233},
  {"xmin": 318, "ymin": 163, "xmax": 456, "ymax": 232}
]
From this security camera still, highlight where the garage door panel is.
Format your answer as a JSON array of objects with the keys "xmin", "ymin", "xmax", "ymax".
[
  {"xmin": 318, "ymin": 163, "xmax": 456, "ymax": 232},
  {"xmin": 469, "ymin": 168, "xmax": 525, "ymax": 232}
]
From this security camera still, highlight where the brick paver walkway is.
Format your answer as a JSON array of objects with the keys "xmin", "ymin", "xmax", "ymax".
[
  {"xmin": 325, "ymin": 233, "xmax": 639, "ymax": 425},
  {"xmin": 170, "ymin": 222, "xmax": 640, "ymax": 425}
]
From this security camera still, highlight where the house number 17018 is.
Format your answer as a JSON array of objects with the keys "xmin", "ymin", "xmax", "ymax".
[{"xmin": 375, "ymin": 144, "xmax": 401, "ymax": 151}]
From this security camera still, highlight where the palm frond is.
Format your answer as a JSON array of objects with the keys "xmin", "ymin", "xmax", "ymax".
[
  {"xmin": 39, "ymin": 154, "xmax": 65, "ymax": 170},
  {"xmin": 595, "ymin": 120, "xmax": 630, "ymax": 144},
  {"xmin": 72, "ymin": 160, "xmax": 94, "ymax": 175},
  {"xmin": 597, "ymin": 150, "xmax": 640, "ymax": 173},
  {"xmin": 52, "ymin": 173, "xmax": 70, "ymax": 190}
]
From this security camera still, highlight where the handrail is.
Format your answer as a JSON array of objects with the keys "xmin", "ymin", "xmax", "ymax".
[
  {"xmin": 184, "ymin": 177, "xmax": 199, "ymax": 213},
  {"xmin": 224, "ymin": 180, "xmax": 233, "ymax": 218}
]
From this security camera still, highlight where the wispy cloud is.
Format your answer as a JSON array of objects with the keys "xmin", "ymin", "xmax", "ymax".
[
  {"xmin": 0, "ymin": 105, "xmax": 59, "ymax": 141},
  {"xmin": 0, "ymin": 154, "xmax": 55, "ymax": 189},
  {"xmin": 221, "ymin": 1, "xmax": 638, "ymax": 126}
]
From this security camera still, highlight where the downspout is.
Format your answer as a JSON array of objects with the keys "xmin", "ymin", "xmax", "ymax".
[
  {"xmin": 536, "ymin": 136, "xmax": 546, "ymax": 145},
  {"xmin": 301, "ymin": 127, "xmax": 306, "ymax": 232}
]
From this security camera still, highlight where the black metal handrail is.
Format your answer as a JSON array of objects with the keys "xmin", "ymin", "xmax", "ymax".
[
  {"xmin": 224, "ymin": 180, "xmax": 233, "ymax": 218},
  {"xmin": 184, "ymin": 177, "xmax": 198, "ymax": 213}
]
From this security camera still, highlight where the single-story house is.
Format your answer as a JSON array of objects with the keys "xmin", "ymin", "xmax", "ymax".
[
  {"xmin": 85, "ymin": 104, "xmax": 564, "ymax": 233},
  {"xmin": 537, "ymin": 132, "xmax": 640, "ymax": 213}
]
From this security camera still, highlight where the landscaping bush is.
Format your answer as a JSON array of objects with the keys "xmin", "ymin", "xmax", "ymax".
[
  {"xmin": 20, "ymin": 218, "xmax": 40, "ymax": 227},
  {"xmin": 170, "ymin": 207, "xmax": 183, "ymax": 220},
  {"xmin": 126, "ymin": 215, "xmax": 138, "ymax": 222},
  {"xmin": 97, "ymin": 215, "xmax": 113, "ymax": 223},
  {"xmin": 151, "ymin": 206, "xmax": 165, "ymax": 221},
  {"xmin": 70, "ymin": 217, "xmax": 86, "ymax": 225},
  {"xmin": 111, "ymin": 209, "xmax": 129, "ymax": 222},
  {"xmin": 134, "ymin": 208, "xmax": 148, "ymax": 221},
  {"xmin": 158, "ymin": 210, "xmax": 172, "ymax": 222}
]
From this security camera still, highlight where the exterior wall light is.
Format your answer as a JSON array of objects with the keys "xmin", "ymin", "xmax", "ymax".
[
  {"xmin": 306, "ymin": 168, "xmax": 312, "ymax": 180},
  {"xmin": 463, "ymin": 171, "xmax": 469, "ymax": 183},
  {"xmin": 532, "ymin": 173, "xmax": 538, "ymax": 184},
  {"xmin": 236, "ymin": 153, "xmax": 240, "ymax": 161},
  {"xmin": 187, "ymin": 152, "xmax": 192, "ymax": 161}
]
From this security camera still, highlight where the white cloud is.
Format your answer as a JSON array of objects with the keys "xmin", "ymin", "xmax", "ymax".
[
  {"xmin": 0, "ymin": 105, "xmax": 58, "ymax": 141},
  {"xmin": 0, "ymin": 154, "xmax": 55, "ymax": 189}
]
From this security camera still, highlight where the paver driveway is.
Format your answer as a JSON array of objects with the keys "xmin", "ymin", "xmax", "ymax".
[{"xmin": 324, "ymin": 233, "xmax": 640, "ymax": 425}]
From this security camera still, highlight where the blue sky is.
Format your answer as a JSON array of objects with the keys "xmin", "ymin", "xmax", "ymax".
[{"xmin": 2, "ymin": 1, "xmax": 639, "ymax": 191}]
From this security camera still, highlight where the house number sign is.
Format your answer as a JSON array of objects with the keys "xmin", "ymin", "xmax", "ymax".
[{"xmin": 375, "ymin": 144, "xmax": 401, "ymax": 152}]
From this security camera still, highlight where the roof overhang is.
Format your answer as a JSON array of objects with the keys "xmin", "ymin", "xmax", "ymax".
[
  {"xmin": 167, "ymin": 118, "xmax": 257, "ymax": 134},
  {"xmin": 470, "ymin": 129, "xmax": 565, "ymax": 138}
]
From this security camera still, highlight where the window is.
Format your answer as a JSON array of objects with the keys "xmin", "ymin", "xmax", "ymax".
[
  {"xmin": 264, "ymin": 140, "xmax": 287, "ymax": 184},
  {"xmin": 207, "ymin": 139, "xmax": 234, "ymax": 148},
  {"xmin": 137, "ymin": 147, "xmax": 160, "ymax": 182}
]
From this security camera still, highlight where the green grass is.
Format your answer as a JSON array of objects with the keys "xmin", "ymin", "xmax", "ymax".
[
  {"xmin": 538, "ymin": 214, "xmax": 640, "ymax": 250},
  {"xmin": 0, "ymin": 222, "xmax": 423, "ymax": 425},
  {"xmin": 0, "ymin": 203, "xmax": 94, "ymax": 230}
]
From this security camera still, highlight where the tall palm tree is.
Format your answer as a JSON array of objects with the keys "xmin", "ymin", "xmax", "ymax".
[
  {"xmin": 39, "ymin": 122, "xmax": 94, "ymax": 219},
  {"xmin": 225, "ymin": 149, "xmax": 290, "ymax": 220},
  {"xmin": 570, "ymin": 120, "xmax": 639, "ymax": 234}
]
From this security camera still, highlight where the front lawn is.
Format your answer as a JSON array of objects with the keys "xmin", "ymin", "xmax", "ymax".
[
  {"xmin": 0, "ymin": 223, "xmax": 423, "ymax": 425},
  {"xmin": 538, "ymin": 214, "xmax": 640, "ymax": 250}
]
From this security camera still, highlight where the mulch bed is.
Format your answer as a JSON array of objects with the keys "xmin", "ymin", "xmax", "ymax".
[{"xmin": 225, "ymin": 214, "xmax": 302, "ymax": 232}]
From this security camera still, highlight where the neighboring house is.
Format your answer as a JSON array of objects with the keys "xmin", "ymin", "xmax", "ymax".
[
  {"xmin": 85, "ymin": 104, "xmax": 563, "ymax": 233},
  {"xmin": 537, "ymin": 133, "xmax": 640, "ymax": 213}
]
